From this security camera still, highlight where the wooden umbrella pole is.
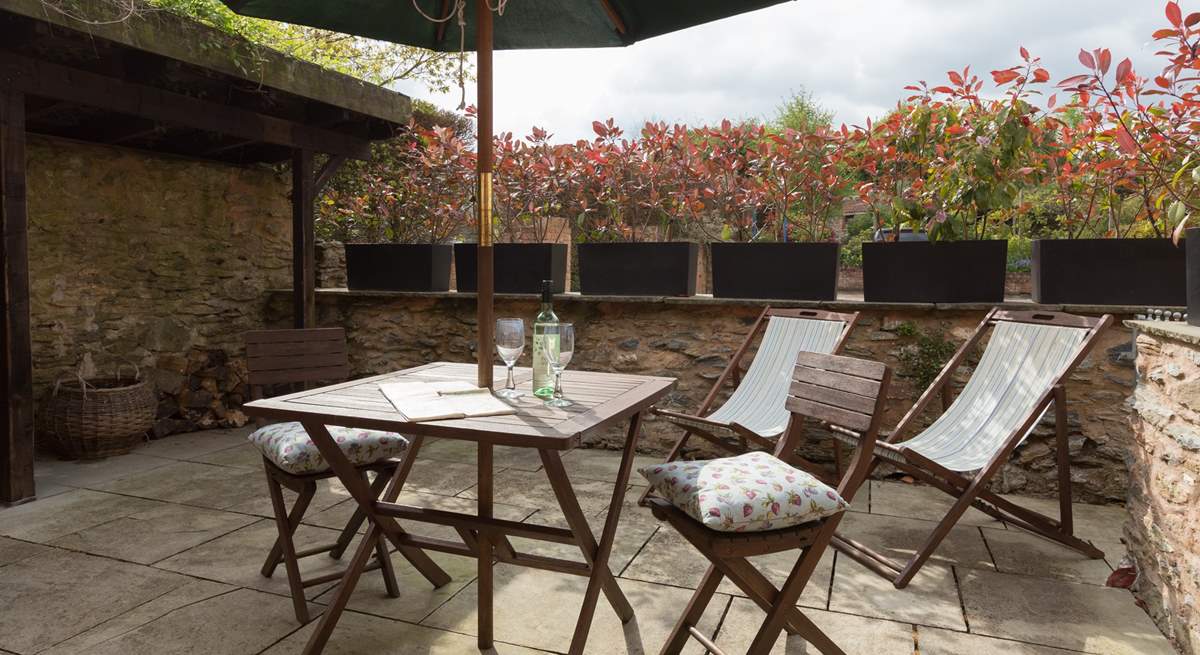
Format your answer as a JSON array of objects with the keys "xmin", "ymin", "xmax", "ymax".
[{"xmin": 475, "ymin": 0, "xmax": 494, "ymax": 389}]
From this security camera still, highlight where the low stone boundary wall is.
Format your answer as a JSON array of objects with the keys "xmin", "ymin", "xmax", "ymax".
[
  {"xmin": 267, "ymin": 289, "xmax": 1141, "ymax": 504},
  {"xmin": 1126, "ymin": 320, "xmax": 1200, "ymax": 655}
]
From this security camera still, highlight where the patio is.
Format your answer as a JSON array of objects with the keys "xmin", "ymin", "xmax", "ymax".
[{"xmin": 0, "ymin": 425, "xmax": 1172, "ymax": 655}]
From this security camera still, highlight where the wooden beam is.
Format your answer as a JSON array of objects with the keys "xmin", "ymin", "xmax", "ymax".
[
  {"xmin": 292, "ymin": 149, "xmax": 315, "ymax": 329},
  {"xmin": 0, "ymin": 91, "xmax": 33, "ymax": 505},
  {"xmin": 313, "ymin": 155, "xmax": 347, "ymax": 197},
  {"xmin": 0, "ymin": 52, "xmax": 371, "ymax": 159}
]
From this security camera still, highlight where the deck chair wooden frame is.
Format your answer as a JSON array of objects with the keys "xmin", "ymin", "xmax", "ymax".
[
  {"xmin": 646, "ymin": 351, "xmax": 891, "ymax": 655},
  {"xmin": 640, "ymin": 308, "xmax": 858, "ymax": 506},
  {"xmin": 246, "ymin": 328, "xmax": 451, "ymax": 623},
  {"xmin": 828, "ymin": 309, "xmax": 1114, "ymax": 589}
]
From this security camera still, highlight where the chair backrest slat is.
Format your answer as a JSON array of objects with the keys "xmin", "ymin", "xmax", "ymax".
[
  {"xmin": 245, "ymin": 328, "xmax": 350, "ymax": 387},
  {"xmin": 790, "ymin": 363, "xmax": 881, "ymax": 400},
  {"xmin": 785, "ymin": 352, "xmax": 888, "ymax": 434}
]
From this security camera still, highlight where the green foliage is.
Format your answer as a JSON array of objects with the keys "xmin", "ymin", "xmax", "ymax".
[
  {"xmin": 770, "ymin": 88, "xmax": 833, "ymax": 133},
  {"xmin": 1006, "ymin": 236, "xmax": 1033, "ymax": 272},
  {"xmin": 145, "ymin": 0, "xmax": 468, "ymax": 90},
  {"xmin": 898, "ymin": 327, "xmax": 957, "ymax": 390}
]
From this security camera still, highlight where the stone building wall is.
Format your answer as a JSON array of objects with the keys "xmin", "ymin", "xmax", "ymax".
[
  {"xmin": 1126, "ymin": 321, "xmax": 1200, "ymax": 655},
  {"xmin": 267, "ymin": 290, "xmax": 1138, "ymax": 503},
  {"xmin": 28, "ymin": 136, "xmax": 292, "ymax": 437}
]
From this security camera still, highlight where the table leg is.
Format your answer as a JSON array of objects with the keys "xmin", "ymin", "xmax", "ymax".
[
  {"xmin": 478, "ymin": 441, "xmax": 494, "ymax": 650},
  {"xmin": 547, "ymin": 412, "xmax": 644, "ymax": 655}
]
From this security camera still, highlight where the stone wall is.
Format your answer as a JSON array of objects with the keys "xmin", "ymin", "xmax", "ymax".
[
  {"xmin": 267, "ymin": 290, "xmax": 1138, "ymax": 503},
  {"xmin": 28, "ymin": 136, "xmax": 292, "ymax": 438},
  {"xmin": 1126, "ymin": 321, "xmax": 1200, "ymax": 655}
]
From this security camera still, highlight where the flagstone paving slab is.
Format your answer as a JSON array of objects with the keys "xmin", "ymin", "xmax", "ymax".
[
  {"xmin": 828, "ymin": 557, "xmax": 967, "ymax": 630},
  {"xmin": 837, "ymin": 510, "xmax": 996, "ymax": 571},
  {"xmin": 33, "ymin": 452, "xmax": 174, "ymax": 490},
  {"xmin": 916, "ymin": 626, "xmax": 1080, "ymax": 654},
  {"xmin": 423, "ymin": 569, "xmax": 722, "ymax": 654},
  {"xmin": 996, "ymin": 494, "xmax": 1127, "ymax": 545},
  {"xmin": 136, "ymin": 428, "xmax": 250, "ymax": 460},
  {"xmin": 50, "ymin": 502, "xmax": 258, "ymax": 564},
  {"xmin": 264, "ymin": 609, "xmax": 549, "ymax": 654},
  {"xmin": 419, "ymin": 437, "xmax": 546, "ymax": 472},
  {"xmin": 0, "ymin": 489, "xmax": 161, "ymax": 543},
  {"xmin": 302, "ymin": 488, "xmax": 536, "ymax": 536},
  {"xmin": 458, "ymin": 468, "xmax": 633, "ymax": 516},
  {"xmin": 192, "ymin": 442, "xmax": 264, "ymax": 469},
  {"xmin": 154, "ymin": 519, "xmax": 350, "ymax": 599},
  {"xmin": 312, "ymin": 551, "xmax": 479, "ymax": 623},
  {"xmin": 92, "ymin": 460, "xmax": 264, "ymax": 510},
  {"xmin": 980, "ymin": 526, "xmax": 1115, "ymax": 585},
  {"xmin": 224, "ymin": 476, "xmax": 353, "ymax": 519},
  {"xmin": 69, "ymin": 587, "xmax": 306, "ymax": 655},
  {"xmin": 0, "ymin": 537, "xmax": 53, "ymax": 568},
  {"xmin": 561, "ymin": 447, "xmax": 659, "ymax": 486},
  {"xmin": 39, "ymin": 579, "xmax": 234, "ymax": 655},
  {"xmin": 958, "ymin": 568, "xmax": 1176, "ymax": 654},
  {"xmin": 619, "ymin": 523, "xmax": 833, "ymax": 609},
  {"xmin": 870, "ymin": 480, "xmax": 1006, "ymax": 528},
  {"xmin": 713, "ymin": 598, "xmax": 916, "ymax": 654},
  {"xmin": 517, "ymin": 506, "xmax": 659, "ymax": 574},
  {"xmin": 0, "ymin": 548, "xmax": 192, "ymax": 654},
  {"xmin": 406, "ymin": 458, "xmax": 484, "ymax": 496}
]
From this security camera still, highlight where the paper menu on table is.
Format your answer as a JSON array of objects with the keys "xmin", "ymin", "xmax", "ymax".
[{"xmin": 379, "ymin": 379, "xmax": 518, "ymax": 422}]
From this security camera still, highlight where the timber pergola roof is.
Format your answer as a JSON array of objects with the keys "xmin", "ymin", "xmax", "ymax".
[
  {"xmin": 0, "ymin": 0, "xmax": 411, "ymax": 163},
  {"xmin": 0, "ymin": 0, "xmax": 414, "ymax": 504}
]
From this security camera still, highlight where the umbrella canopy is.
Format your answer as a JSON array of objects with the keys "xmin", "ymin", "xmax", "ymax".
[
  {"xmin": 221, "ymin": 1, "xmax": 792, "ymax": 51},
  {"xmin": 222, "ymin": 0, "xmax": 793, "ymax": 389}
]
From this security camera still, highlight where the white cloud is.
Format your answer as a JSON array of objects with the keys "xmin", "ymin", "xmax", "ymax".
[{"xmin": 391, "ymin": 0, "xmax": 1167, "ymax": 142}]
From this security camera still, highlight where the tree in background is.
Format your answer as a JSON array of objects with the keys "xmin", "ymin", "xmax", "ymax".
[{"xmin": 770, "ymin": 88, "xmax": 834, "ymax": 133}]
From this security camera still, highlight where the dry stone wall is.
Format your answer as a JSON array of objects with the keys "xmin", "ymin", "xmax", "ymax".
[
  {"xmin": 28, "ymin": 136, "xmax": 292, "ymax": 438},
  {"xmin": 267, "ymin": 290, "xmax": 1138, "ymax": 503},
  {"xmin": 1126, "ymin": 321, "xmax": 1200, "ymax": 655}
]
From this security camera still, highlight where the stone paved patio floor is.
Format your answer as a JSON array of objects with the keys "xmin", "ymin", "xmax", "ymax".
[{"xmin": 0, "ymin": 427, "xmax": 1177, "ymax": 654}]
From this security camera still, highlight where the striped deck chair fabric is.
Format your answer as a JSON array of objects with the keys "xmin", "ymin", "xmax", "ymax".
[
  {"xmin": 847, "ymin": 320, "xmax": 1088, "ymax": 471},
  {"xmin": 705, "ymin": 316, "xmax": 846, "ymax": 438}
]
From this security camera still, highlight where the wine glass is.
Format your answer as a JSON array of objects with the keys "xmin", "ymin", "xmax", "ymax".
[
  {"xmin": 495, "ymin": 318, "xmax": 525, "ymax": 399},
  {"xmin": 544, "ymin": 323, "xmax": 574, "ymax": 408}
]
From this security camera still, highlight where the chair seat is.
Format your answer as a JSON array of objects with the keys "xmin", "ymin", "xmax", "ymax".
[
  {"xmin": 639, "ymin": 451, "xmax": 848, "ymax": 533},
  {"xmin": 248, "ymin": 421, "xmax": 409, "ymax": 475}
]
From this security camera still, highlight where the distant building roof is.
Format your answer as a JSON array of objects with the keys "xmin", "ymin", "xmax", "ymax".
[{"xmin": 842, "ymin": 198, "xmax": 870, "ymax": 216}]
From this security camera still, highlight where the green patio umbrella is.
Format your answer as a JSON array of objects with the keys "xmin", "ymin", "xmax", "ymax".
[{"xmin": 222, "ymin": 0, "xmax": 794, "ymax": 387}]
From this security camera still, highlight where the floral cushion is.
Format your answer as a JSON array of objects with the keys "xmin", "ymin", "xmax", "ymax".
[
  {"xmin": 639, "ymin": 451, "xmax": 848, "ymax": 533},
  {"xmin": 248, "ymin": 421, "xmax": 409, "ymax": 475}
]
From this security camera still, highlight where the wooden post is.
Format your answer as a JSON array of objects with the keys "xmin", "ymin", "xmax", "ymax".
[
  {"xmin": 475, "ymin": 0, "xmax": 494, "ymax": 389},
  {"xmin": 0, "ymin": 91, "xmax": 34, "ymax": 505},
  {"xmin": 292, "ymin": 149, "xmax": 315, "ymax": 329}
]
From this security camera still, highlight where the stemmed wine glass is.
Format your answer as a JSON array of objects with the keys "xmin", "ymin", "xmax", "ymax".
[
  {"xmin": 544, "ymin": 323, "xmax": 574, "ymax": 408},
  {"xmin": 495, "ymin": 318, "xmax": 525, "ymax": 399}
]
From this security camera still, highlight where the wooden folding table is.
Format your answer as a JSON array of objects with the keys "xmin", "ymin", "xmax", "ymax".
[{"xmin": 242, "ymin": 361, "xmax": 674, "ymax": 655}]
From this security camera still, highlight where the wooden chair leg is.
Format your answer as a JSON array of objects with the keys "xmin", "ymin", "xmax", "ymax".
[
  {"xmin": 331, "ymin": 470, "xmax": 391, "ymax": 559},
  {"xmin": 894, "ymin": 477, "xmax": 988, "ymax": 588},
  {"xmin": 659, "ymin": 565, "xmax": 723, "ymax": 655},
  {"xmin": 1053, "ymin": 385, "xmax": 1074, "ymax": 534},
  {"xmin": 638, "ymin": 428, "xmax": 695, "ymax": 506},
  {"xmin": 264, "ymin": 461, "xmax": 311, "ymax": 624},
  {"xmin": 746, "ymin": 546, "xmax": 844, "ymax": 655},
  {"xmin": 261, "ymin": 477, "xmax": 316, "ymax": 578},
  {"xmin": 374, "ymin": 533, "xmax": 400, "ymax": 598}
]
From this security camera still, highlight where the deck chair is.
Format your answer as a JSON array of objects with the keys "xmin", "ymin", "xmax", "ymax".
[
  {"xmin": 642, "ymin": 352, "xmax": 891, "ymax": 655},
  {"xmin": 829, "ymin": 309, "xmax": 1114, "ymax": 589},
  {"xmin": 245, "ymin": 328, "xmax": 450, "ymax": 622},
  {"xmin": 641, "ymin": 308, "xmax": 858, "ymax": 504}
]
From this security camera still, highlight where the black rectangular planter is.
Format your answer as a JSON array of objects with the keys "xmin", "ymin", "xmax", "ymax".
[
  {"xmin": 453, "ymin": 243, "xmax": 568, "ymax": 294},
  {"xmin": 711, "ymin": 242, "xmax": 840, "ymax": 300},
  {"xmin": 578, "ymin": 242, "xmax": 698, "ymax": 296},
  {"xmin": 344, "ymin": 243, "xmax": 452, "ymax": 292},
  {"xmin": 1032, "ymin": 238, "xmax": 1186, "ymax": 306},
  {"xmin": 862, "ymin": 240, "xmax": 1007, "ymax": 303}
]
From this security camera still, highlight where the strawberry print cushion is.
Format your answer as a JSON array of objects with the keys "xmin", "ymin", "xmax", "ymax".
[
  {"xmin": 248, "ymin": 421, "xmax": 409, "ymax": 475},
  {"xmin": 639, "ymin": 451, "xmax": 848, "ymax": 532}
]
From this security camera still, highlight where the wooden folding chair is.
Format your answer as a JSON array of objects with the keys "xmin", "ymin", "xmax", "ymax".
[
  {"xmin": 829, "ymin": 309, "xmax": 1114, "ymax": 589},
  {"xmin": 645, "ymin": 351, "xmax": 891, "ymax": 655},
  {"xmin": 640, "ymin": 308, "xmax": 858, "ymax": 505},
  {"xmin": 245, "ymin": 328, "xmax": 450, "ymax": 623}
]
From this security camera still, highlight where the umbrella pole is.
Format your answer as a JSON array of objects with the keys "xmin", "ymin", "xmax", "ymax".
[{"xmin": 475, "ymin": 0, "xmax": 494, "ymax": 389}]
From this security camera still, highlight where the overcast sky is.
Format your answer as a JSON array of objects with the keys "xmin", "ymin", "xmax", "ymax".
[{"xmin": 392, "ymin": 0, "xmax": 1167, "ymax": 143}]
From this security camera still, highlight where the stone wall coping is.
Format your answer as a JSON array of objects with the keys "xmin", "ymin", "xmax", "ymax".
[
  {"xmin": 1125, "ymin": 319, "xmax": 1200, "ymax": 346},
  {"xmin": 270, "ymin": 288, "xmax": 1159, "ymax": 316}
]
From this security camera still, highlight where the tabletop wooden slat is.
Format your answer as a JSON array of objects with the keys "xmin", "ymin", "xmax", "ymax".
[{"xmin": 243, "ymin": 362, "xmax": 675, "ymax": 449}]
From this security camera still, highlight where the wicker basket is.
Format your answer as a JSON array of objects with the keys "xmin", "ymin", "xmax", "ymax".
[{"xmin": 42, "ymin": 375, "xmax": 156, "ymax": 459}]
